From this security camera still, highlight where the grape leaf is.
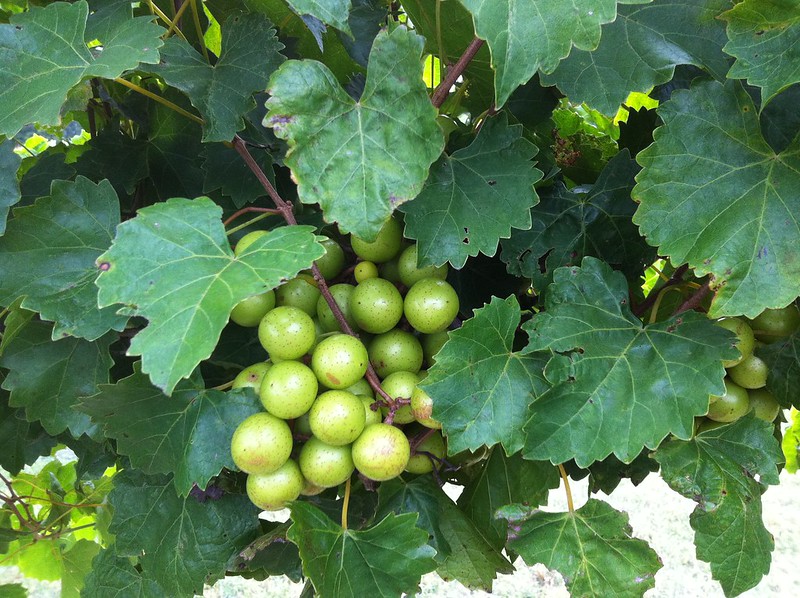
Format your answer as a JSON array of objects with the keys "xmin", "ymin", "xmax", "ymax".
[
  {"xmin": 399, "ymin": 113, "xmax": 541, "ymax": 269},
  {"xmin": 82, "ymin": 545, "xmax": 163, "ymax": 598},
  {"xmin": 287, "ymin": 502, "xmax": 437, "ymax": 597},
  {"xmin": 230, "ymin": 523, "xmax": 303, "ymax": 582},
  {"xmin": 146, "ymin": 13, "xmax": 284, "ymax": 142},
  {"xmin": 61, "ymin": 540, "xmax": 101, "ymax": 598},
  {"xmin": 757, "ymin": 332, "xmax": 800, "ymax": 408},
  {"xmin": 0, "ymin": 0, "xmax": 163, "ymax": 136},
  {"xmin": 74, "ymin": 130, "xmax": 149, "ymax": 197},
  {"xmin": 458, "ymin": 0, "xmax": 651, "ymax": 107},
  {"xmin": 95, "ymin": 197, "xmax": 324, "ymax": 394},
  {"xmin": 0, "ymin": 177, "xmax": 127, "ymax": 340},
  {"xmin": 109, "ymin": 470, "xmax": 261, "ymax": 596},
  {"xmin": 783, "ymin": 407, "xmax": 800, "ymax": 473},
  {"xmin": 286, "ymin": 0, "xmax": 352, "ymax": 35},
  {"xmin": 79, "ymin": 366, "xmax": 262, "ymax": 495},
  {"xmin": 501, "ymin": 149, "xmax": 653, "ymax": 293},
  {"xmin": 760, "ymin": 83, "xmax": 800, "ymax": 154},
  {"xmin": 19, "ymin": 153, "xmax": 76, "ymax": 205},
  {"xmin": 722, "ymin": 0, "xmax": 800, "ymax": 106},
  {"xmin": 458, "ymin": 448, "xmax": 559, "ymax": 549},
  {"xmin": 654, "ymin": 416, "xmax": 783, "ymax": 596},
  {"xmin": 264, "ymin": 26, "xmax": 443, "ymax": 241},
  {"xmin": 202, "ymin": 143, "xmax": 272, "ymax": 208},
  {"xmin": 633, "ymin": 79, "xmax": 800, "ymax": 318},
  {"xmin": 0, "ymin": 320, "xmax": 113, "ymax": 437},
  {"xmin": 521, "ymin": 257, "xmax": 737, "ymax": 467},
  {"xmin": 542, "ymin": 0, "xmax": 730, "ymax": 116},
  {"xmin": 501, "ymin": 498, "xmax": 662, "ymax": 597},
  {"xmin": 0, "ymin": 584, "xmax": 26, "ymax": 598},
  {"xmin": 422, "ymin": 295, "xmax": 550, "ymax": 455},
  {"xmin": 0, "ymin": 393, "xmax": 56, "ymax": 476},
  {"xmin": 0, "ymin": 139, "xmax": 21, "ymax": 235},
  {"xmin": 337, "ymin": 0, "xmax": 387, "ymax": 68}
]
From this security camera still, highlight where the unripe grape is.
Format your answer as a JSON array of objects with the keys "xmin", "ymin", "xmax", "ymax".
[
  {"xmin": 350, "ymin": 278, "xmax": 404, "ymax": 334},
  {"xmin": 230, "ymin": 291, "xmax": 276, "ymax": 327},
  {"xmin": 231, "ymin": 412, "xmax": 293, "ymax": 474},
  {"xmin": 246, "ymin": 459, "xmax": 304, "ymax": 510},
  {"xmin": 351, "ymin": 423, "xmax": 410, "ymax": 481},
  {"xmin": 260, "ymin": 361, "xmax": 318, "ymax": 419},
  {"xmin": 411, "ymin": 384, "xmax": 441, "ymax": 429},
  {"xmin": 345, "ymin": 377, "xmax": 374, "ymax": 398},
  {"xmin": 354, "ymin": 261, "xmax": 379, "ymax": 282},
  {"xmin": 258, "ymin": 306, "xmax": 316, "ymax": 360},
  {"xmin": 315, "ymin": 237, "xmax": 346, "ymax": 280},
  {"xmin": 317, "ymin": 283, "xmax": 359, "ymax": 333},
  {"xmin": 379, "ymin": 256, "xmax": 402, "ymax": 284},
  {"xmin": 360, "ymin": 395, "xmax": 383, "ymax": 426},
  {"xmin": 309, "ymin": 390, "xmax": 366, "ymax": 446},
  {"xmin": 232, "ymin": 361, "xmax": 272, "ymax": 391},
  {"xmin": 707, "ymin": 379, "xmax": 750, "ymax": 422},
  {"xmin": 381, "ymin": 371, "xmax": 419, "ymax": 424},
  {"xmin": 398, "ymin": 245, "xmax": 448, "ymax": 287},
  {"xmin": 406, "ymin": 430, "xmax": 445, "ymax": 474},
  {"xmin": 727, "ymin": 353, "xmax": 768, "ymax": 389},
  {"xmin": 311, "ymin": 334, "xmax": 369, "ymax": 389},
  {"xmin": 368, "ymin": 330, "xmax": 423, "ymax": 378},
  {"xmin": 234, "ymin": 230, "xmax": 269, "ymax": 256},
  {"xmin": 299, "ymin": 436, "xmax": 355, "ymax": 488},
  {"xmin": 749, "ymin": 389, "xmax": 781, "ymax": 422},
  {"xmin": 422, "ymin": 331, "xmax": 449, "ymax": 367},
  {"xmin": 404, "ymin": 278, "xmax": 459, "ymax": 334},
  {"xmin": 276, "ymin": 275, "xmax": 321, "ymax": 317},
  {"xmin": 715, "ymin": 317, "xmax": 755, "ymax": 368},
  {"xmin": 294, "ymin": 412, "xmax": 313, "ymax": 437},
  {"xmin": 749, "ymin": 304, "xmax": 800, "ymax": 343},
  {"xmin": 350, "ymin": 218, "xmax": 403, "ymax": 263}
]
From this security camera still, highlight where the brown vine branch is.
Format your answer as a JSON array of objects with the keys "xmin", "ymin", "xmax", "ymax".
[
  {"xmin": 431, "ymin": 37, "xmax": 484, "ymax": 109},
  {"xmin": 632, "ymin": 263, "xmax": 689, "ymax": 318},
  {"xmin": 674, "ymin": 280, "xmax": 711, "ymax": 315}
]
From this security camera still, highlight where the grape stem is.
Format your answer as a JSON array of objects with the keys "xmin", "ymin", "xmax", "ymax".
[
  {"xmin": 632, "ymin": 263, "xmax": 688, "ymax": 318},
  {"xmin": 557, "ymin": 464, "xmax": 575, "ymax": 514},
  {"xmin": 222, "ymin": 206, "xmax": 282, "ymax": 228},
  {"xmin": 673, "ymin": 280, "xmax": 711, "ymax": 315},
  {"xmin": 342, "ymin": 477, "xmax": 352, "ymax": 530},
  {"xmin": 382, "ymin": 397, "xmax": 411, "ymax": 426},
  {"xmin": 410, "ymin": 427, "xmax": 436, "ymax": 452},
  {"xmin": 431, "ymin": 37, "xmax": 484, "ymax": 109}
]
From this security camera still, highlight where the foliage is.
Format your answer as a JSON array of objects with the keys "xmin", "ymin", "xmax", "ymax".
[{"xmin": 0, "ymin": 1, "xmax": 797, "ymax": 597}]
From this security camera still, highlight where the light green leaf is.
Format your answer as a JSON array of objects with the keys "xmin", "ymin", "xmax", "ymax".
[
  {"xmin": 264, "ymin": 26, "xmax": 443, "ymax": 241},
  {"xmin": 654, "ymin": 416, "xmax": 783, "ymax": 596},
  {"xmin": 633, "ymin": 79, "xmax": 800, "ymax": 318},
  {"xmin": 423, "ymin": 295, "xmax": 550, "ymax": 454},
  {"xmin": 95, "ymin": 197, "xmax": 324, "ymax": 394},
  {"xmin": 288, "ymin": 502, "xmax": 437, "ymax": 597},
  {"xmin": 722, "ymin": 0, "xmax": 800, "ymax": 105},
  {"xmin": 286, "ymin": 0, "xmax": 352, "ymax": 35},
  {"xmin": 502, "ymin": 499, "xmax": 662, "ymax": 597},
  {"xmin": 522, "ymin": 257, "xmax": 737, "ymax": 467},
  {"xmin": 783, "ymin": 408, "xmax": 800, "ymax": 473},
  {"xmin": 146, "ymin": 13, "xmax": 284, "ymax": 142},
  {"xmin": 400, "ymin": 113, "xmax": 541, "ymax": 269},
  {"xmin": 542, "ymin": 0, "xmax": 731, "ymax": 115},
  {"xmin": 61, "ymin": 540, "xmax": 101, "ymax": 598},
  {"xmin": 0, "ymin": 0, "xmax": 163, "ymax": 136},
  {"xmin": 79, "ymin": 366, "xmax": 262, "ymax": 495},
  {"xmin": 0, "ymin": 177, "xmax": 127, "ymax": 340},
  {"xmin": 0, "ymin": 139, "xmax": 21, "ymax": 235}
]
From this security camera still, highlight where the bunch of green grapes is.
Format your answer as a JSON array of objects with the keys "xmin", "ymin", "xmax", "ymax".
[
  {"xmin": 226, "ymin": 219, "xmax": 457, "ymax": 511},
  {"xmin": 699, "ymin": 304, "xmax": 800, "ymax": 431}
]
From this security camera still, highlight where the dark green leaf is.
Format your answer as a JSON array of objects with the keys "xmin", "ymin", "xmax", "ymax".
[
  {"xmin": 230, "ymin": 523, "xmax": 303, "ymax": 582},
  {"xmin": 95, "ymin": 197, "xmax": 324, "ymax": 394},
  {"xmin": 19, "ymin": 153, "xmax": 76, "ymax": 205},
  {"xmin": 0, "ymin": 390, "xmax": 57, "ymax": 475},
  {"xmin": 202, "ymin": 143, "xmax": 272, "ymax": 208},
  {"xmin": 0, "ymin": 177, "xmax": 126, "ymax": 340},
  {"xmin": 82, "ymin": 545, "xmax": 163, "ymax": 598},
  {"xmin": 264, "ymin": 26, "xmax": 443, "ymax": 241},
  {"xmin": 584, "ymin": 451, "xmax": 659, "ymax": 495},
  {"xmin": 654, "ymin": 416, "xmax": 783, "ymax": 596},
  {"xmin": 286, "ymin": 0, "xmax": 352, "ymax": 35},
  {"xmin": 760, "ymin": 83, "xmax": 800, "ymax": 153},
  {"xmin": 74, "ymin": 130, "xmax": 149, "ymax": 197},
  {"xmin": 400, "ymin": 113, "xmax": 541, "ymax": 269},
  {"xmin": 0, "ymin": 584, "xmax": 27, "ymax": 598},
  {"xmin": 0, "ymin": 139, "xmax": 21, "ymax": 234},
  {"xmin": 758, "ymin": 331, "xmax": 800, "ymax": 408},
  {"xmin": 288, "ymin": 501, "xmax": 437, "ymax": 598},
  {"xmin": 337, "ymin": 0, "xmax": 387, "ymax": 68},
  {"xmin": 522, "ymin": 257, "xmax": 737, "ymax": 467},
  {"xmin": 423, "ymin": 295, "xmax": 550, "ymax": 454}
]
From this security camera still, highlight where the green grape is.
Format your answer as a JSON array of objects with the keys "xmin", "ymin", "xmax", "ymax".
[
  {"xmin": 258, "ymin": 306, "xmax": 316, "ymax": 360},
  {"xmin": 294, "ymin": 412, "xmax": 312, "ymax": 437},
  {"xmin": 231, "ymin": 412, "xmax": 293, "ymax": 474},
  {"xmin": 381, "ymin": 371, "xmax": 419, "ymax": 424},
  {"xmin": 234, "ymin": 230, "xmax": 269, "ymax": 256},
  {"xmin": 350, "ymin": 217, "xmax": 403, "ymax": 263},
  {"xmin": 695, "ymin": 417, "xmax": 728, "ymax": 434},
  {"xmin": 727, "ymin": 353, "xmax": 768, "ymax": 389},
  {"xmin": 422, "ymin": 331, "xmax": 449, "ymax": 367},
  {"xmin": 276, "ymin": 274, "xmax": 321, "ymax": 317},
  {"xmin": 246, "ymin": 459, "xmax": 305, "ymax": 510},
  {"xmin": 311, "ymin": 334, "xmax": 369, "ymax": 389},
  {"xmin": 315, "ymin": 237, "xmax": 346, "ymax": 280},
  {"xmin": 749, "ymin": 304, "xmax": 800, "ymax": 343},
  {"xmin": 232, "ymin": 361, "xmax": 272, "ymax": 391},
  {"xmin": 298, "ymin": 436, "xmax": 355, "ymax": 488},
  {"xmin": 749, "ymin": 389, "xmax": 781, "ymax": 422},
  {"xmin": 406, "ymin": 429, "xmax": 446, "ymax": 474},
  {"xmin": 707, "ymin": 379, "xmax": 750, "ymax": 422},
  {"xmin": 316, "ymin": 283, "xmax": 359, "ymax": 333},
  {"xmin": 360, "ymin": 395, "xmax": 383, "ymax": 426},
  {"xmin": 352, "ymin": 423, "xmax": 410, "ymax": 481},
  {"xmin": 411, "ymin": 384, "xmax": 441, "ymax": 429},
  {"xmin": 397, "ymin": 245, "xmax": 448, "ymax": 287},
  {"xmin": 301, "ymin": 481, "xmax": 326, "ymax": 497},
  {"xmin": 350, "ymin": 278, "xmax": 404, "ymax": 334},
  {"xmin": 379, "ymin": 256, "xmax": 402, "ymax": 283},
  {"xmin": 345, "ymin": 377, "xmax": 374, "ymax": 398},
  {"xmin": 230, "ymin": 291, "xmax": 276, "ymax": 327},
  {"xmin": 369, "ymin": 329, "xmax": 423, "ymax": 378},
  {"xmin": 354, "ymin": 261, "xmax": 379, "ymax": 282},
  {"xmin": 260, "ymin": 361, "xmax": 319, "ymax": 419},
  {"xmin": 715, "ymin": 317, "xmax": 755, "ymax": 368},
  {"xmin": 404, "ymin": 278, "xmax": 459, "ymax": 334},
  {"xmin": 309, "ymin": 390, "xmax": 366, "ymax": 446}
]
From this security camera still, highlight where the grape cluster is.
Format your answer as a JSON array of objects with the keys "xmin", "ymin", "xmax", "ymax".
[
  {"xmin": 701, "ymin": 304, "xmax": 800, "ymax": 431},
  {"xmin": 227, "ymin": 218, "xmax": 457, "ymax": 511}
]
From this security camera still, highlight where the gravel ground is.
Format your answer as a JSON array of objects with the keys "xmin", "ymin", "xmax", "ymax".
[{"xmin": 3, "ymin": 471, "xmax": 798, "ymax": 597}]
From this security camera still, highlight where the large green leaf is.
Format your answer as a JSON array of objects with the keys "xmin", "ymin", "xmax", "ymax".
[
  {"xmin": 0, "ymin": 139, "xmax": 21, "ymax": 235},
  {"xmin": 61, "ymin": 540, "xmax": 101, "ymax": 598},
  {"xmin": 79, "ymin": 366, "xmax": 262, "ymax": 495},
  {"xmin": 458, "ymin": 0, "xmax": 650, "ymax": 107},
  {"xmin": 399, "ymin": 113, "xmax": 541, "ymax": 269},
  {"xmin": 633, "ymin": 79, "xmax": 800, "ymax": 318},
  {"xmin": 202, "ymin": 143, "xmax": 273, "ymax": 208},
  {"xmin": 0, "ymin": 177, "xmax": 126, "ymax": 340},
  {"xmin": 654, "ymin": 416, "xmax": 783, "ymax": 596},
  {"xmin": 522, "ymin": 257, "xmax": 737, "ymax": 467},
  {"xmin": 501, "ymin": 149, "xmax": 652, "ymax": 293},
  {"xmin": 0, "ymin": 320, "xmax": 113, "ymax": 436},
  {"xmin": 422, "ymin": 295, "xmax": 549, "ymax": 454},
  {"xmin": 542, "ymin": 0, "xmax": 731, "ymax": 115},
  {"xmin": 146, "ymin": 13, "xmax": 284, "ymax": 142},
  {"xmin": 264, "ymin": 26, "xmax": 443, "ymax": 241},
  {"xmin": 285, "ymin": 0, "xmax": 352, "ymax": 35},
  {"xmin": 95, "ymin": 197, "xmax": 324, "ymax": 394},
  {"xmin": 501, "ymin": 499, "xmax": 662, "ymax": 597},
  {"xmin": 0, "ymin": 0, "xmax": 163, "ymax": 136},
  {"xmin": 109, "ymin": 470, "xmax": 261, "ymax": 596},
  {"xmin": 287, "ymin": 502, "xmax": 437, "ymax": 597},
  {"xmin": 0, "ymin": 392, "xmax": 57, "ymax": 475},
  {"xmin": 722, "ymin": 0, "xmax": 800, "ymax": 106},
  {"xmin": 82, "ymin": 545, "xmax": 163, "ymax": 597},
  {"xmin": 758, "ymin": 331, "xmax": 800, "ymax": 408}
]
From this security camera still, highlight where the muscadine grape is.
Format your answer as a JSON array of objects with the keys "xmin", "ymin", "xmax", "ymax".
[
  {"xmin": 749, "ymin": 304, "xmax": 800, "ymax": 343},
  {"xmin": 379, "ymin": 256, "xmax": 402, "ymax": 284},
  {"xmin": 260, "ymin": 361, "xmax": 318, "ymax": 419},
  {"xmin": 311, "ymin": 334, "xmax": 369, "ymax": 389},
  {"xmin": 411, "ymin": 384, "xmax": 440, "ymax": 429},
  {"xmin": 368, "ymin": 329, "xmax": 423, "ymax": 378},
  {"xmin": 350, "ymin": 278, "xmax": 404, "ymax": 334},
  {"xmin": 301, "ymin": 481, "xmax": 326, "ymax": 497},
  {"xmin": 258, "ymin": 306, "xmax": 316, "ymax": 360},
  {"xmin": 707, "ymin": 379, "xmax": 750, "ymax": 422},
  {"xmin": 299, "ymin": 436, "xmax": 355, "ymax": 488},
  {"xmin": 354, "ymin": 261, "xmax": 379, "ymax": 282},
  {"xmin": 230, "ymin": 291, "xmax": 276, "ymax": 327},
  {"xmin": 398, "ymin": 245, "xmax": 448, "ymax": 287},
  {"xmin": 232, "ymin": 361, "xmax": 272, "ymax": 390},
  {"xmin": 715, "ymin": 317, "xmax": 755, "ymax": 368},
  {"xmin": 276, "ymin": 275, "xmax": 320, "ymax": 317},
  {"xmin": 315, "ymin": 237, "xmax": 346, "ymax": 280},
  {"xmin": 345, "ymin": 377, "xmax": 374, "ymax": 398},
  {"xmin": 294, "ymin": 412, "xmax": 312, "ymax": 437},
  {"xmin": 234, "ymin": 230, "xmax": 269, "ymax": 256},
  {"xmin": 351, "ymin": 423, "xmax": 410, "ymax": 481},
  {"xmin": 406, "ymin": 430, "xmax": 445, "ymax": 474},
  {"xmin": 360, "ymin": 395, "xmax": 383, "ymax": 426},
  {"xmin": 404, "ymin": 278, "xmax": 459, "ymax": 334},
  {"xmin": 727, "ymin": 353, "xmax": 768, "ymax": 389},
  {"xmin": 422, "ymin": 331, "xmax": 448, "ymax": 367},
  {"xmin": 317, "ymin": 283, "xmax": 359, "ymax": 333},
  {"xmin": 309, "ymin": 390, "xmax": 366, "ymax": 446},
  {"xmin": 749, "ymin": 389, "xmax": 781, "ymax": 422},
  {"xmin": 246, "ymin": 459, "xmax": 304, "ymax": 510},
  {"xmin": 381, "ymin": 371, "xmax": 419, "ymax": 424},
  {"xmin": 350, "ymin": 218, "xmax": 403, "ymax": 264},
  {"xmin": 231, "ymin": 412, "xmax": 293, "ymax": 474}
]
